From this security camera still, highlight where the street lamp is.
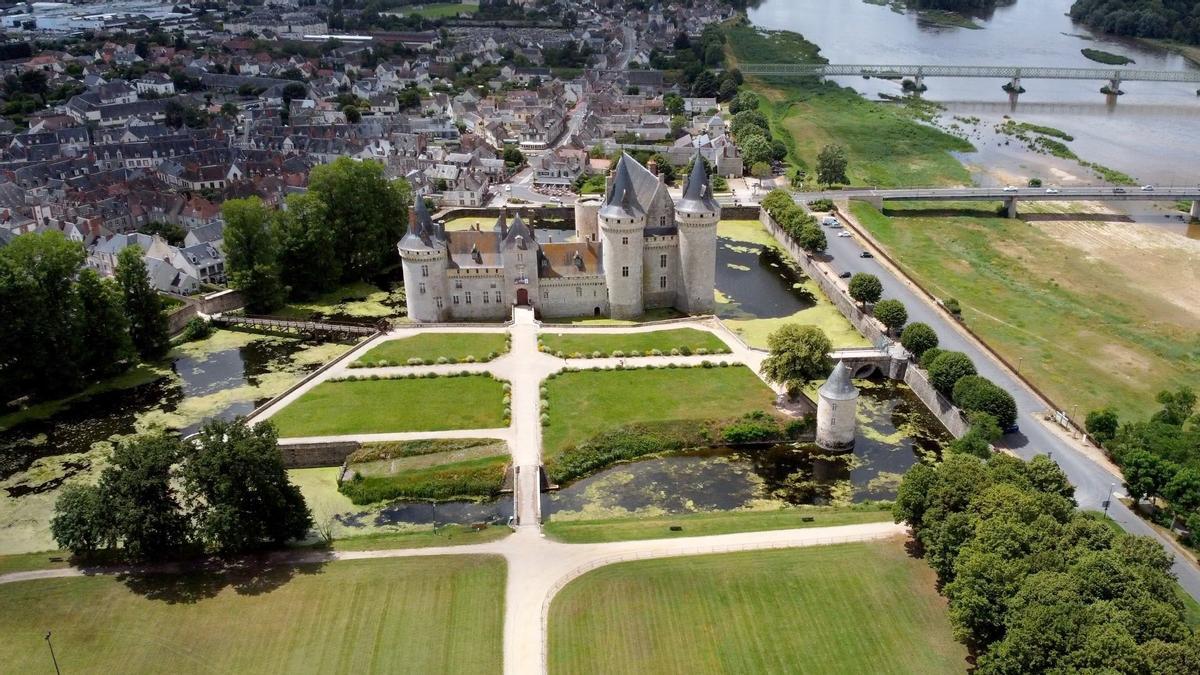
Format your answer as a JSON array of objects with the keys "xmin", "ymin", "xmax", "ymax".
[
  {"xmin": 45, "ymin": 631, "xmax": 60, "ymax": 675},
  {"xmin": 1104, "ymin": 482, "xmax": 1116, "ymax": 516}
]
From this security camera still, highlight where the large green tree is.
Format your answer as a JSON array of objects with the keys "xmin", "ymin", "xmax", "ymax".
[
  {"xmin": 1122, "ymin": 449, "xmax": 1174, "ymax": 505},
  {"xmin": 223, "ymin": 196, "xmax": 285, "ymax": 313},
  {"xmin": 307, "ymin": 158, "xmax": 410, "ymax": 281},
  {"xmin": 181, "ymin": 418, "xmax": 312, "ymax": 553},
  {"xmin": 816, "ymin": 144, "xmax": 849, "ymax": 186},
  {"xmin": 900, "ymin": 322, "xmax": 939, "ymax": 357},
  {"xmin": 872, "ymin": 298, "xmax": 908, "ymax": 335},
  {"xmin": 761, "ymin": 324, "xmax": 832, "ymax": 394},
  {"xmin": 96, "ymin": 434, "xmax": 189, "ymax": 560},
  {"xmin": 274, "ymin": 192, "xmax": 340, "ymax": 299},
  {"xmin": 116, "ymin": 246, "xmax": 170, "ymax": 360},
  {"xmin": 927, "ymin": 350, "xmax": 977, "ymax": 397},
  {"xmin": 848, "ymin": 272, "xmax": 883, "ymax": 306},
  {"xmin": 75, "ymin": 268, "xmax": 135, "ymax": 379}
]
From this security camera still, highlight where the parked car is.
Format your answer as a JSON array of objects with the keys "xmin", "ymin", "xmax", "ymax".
[
  {"xmin": 1045, "ymin": 188, "xmax": 1060, "ymax": 194},
  {"xmin": 860, "ymin": 251, "xmax": 874, "ymax": 258},
  {"xmin": 1113, "ymin": 187, "xmax": 1127, "ymax": 194},
  {"xmin": 821, "ymin": 216, "xmax": 840, "ymax": 227},
  {"xmin": 1002, "ymin": 185, "xmax": 1019, "ymax": 192},
  {"xmin": 837, "ymin": 231, "xmax": 852, "ymax": 237},
  {"xmin": 838, "ymin": 271, "xmax": 852, "ymax": 279},
  {"xmin": 1140, "ymin": 184, "xmax": 1155, "ymax": 192},
  {"xmin": 504, "ymin": 184, "xmax": 512, "ymax": 192}
]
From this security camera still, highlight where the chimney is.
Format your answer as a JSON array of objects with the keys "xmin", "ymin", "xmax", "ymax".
[
  {"xmin": 408, "ymin": 203, "xmax": 417, "ymax": 230},
  {"xmin": 437, "ymin": 220, "xmax": 447, "ymax": 240},
  {"xmin": 647, "ymin": 157, "xmax": 658, "ymax": 177}
]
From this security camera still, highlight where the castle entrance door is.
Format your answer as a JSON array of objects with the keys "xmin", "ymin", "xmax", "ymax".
[{"xmin": 516, "ymin": 288, "xmax": 529, "ymax": 306}]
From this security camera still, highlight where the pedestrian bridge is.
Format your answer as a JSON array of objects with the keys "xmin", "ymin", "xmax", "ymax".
[{"xmin": 738, "ymin": 63, "xmax": 1200, "ymax": 94}]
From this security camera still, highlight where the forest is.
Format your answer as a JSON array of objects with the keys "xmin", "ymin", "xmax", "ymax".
[{"xmin": 1071, "ymin": 0, "xmax": 1200, "ymax": 45}]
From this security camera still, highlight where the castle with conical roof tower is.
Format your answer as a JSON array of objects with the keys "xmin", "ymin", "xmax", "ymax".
[{"xmin": 398, "ymin": 152, "xmax": 718, "ymax": 322}]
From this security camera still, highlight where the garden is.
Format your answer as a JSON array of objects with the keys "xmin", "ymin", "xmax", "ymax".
[{"xmin": 538, "ymin": 328, "xmax": 728, "ymax": 358}]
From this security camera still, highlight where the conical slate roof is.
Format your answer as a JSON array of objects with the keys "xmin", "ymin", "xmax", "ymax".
[
  {"xmin": 399, "ymin": 196, "xmax": 434, "ymax": 250},
  {"xmin": 818, "ymin": 361, "xmax": 859, "ymax": 401},
  {"xmin": 503, "ymin": 213, "xmax": 536, "ymax": 250},
  {"xmin": 676, "ymin": 152, "xmax": 719, "ymax": 215},
  {"xmin": 598, "ymin": 154, "xmax": 641, "ymax": 220}
]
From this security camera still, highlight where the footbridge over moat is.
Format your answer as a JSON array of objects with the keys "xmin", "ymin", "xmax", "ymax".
[
  {"xmin": 793, "ymin": 186, "xmax": 1200, "ymax": 219},
  {"xmin": 738, "ymin": 63, "xmax": 1200, "ymax": 96}
]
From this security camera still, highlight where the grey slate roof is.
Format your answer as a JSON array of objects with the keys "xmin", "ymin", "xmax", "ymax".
[
  {"xmin": 598, "ymin": 153, "xmax": 659, "ymax": 220},
  {"xmin": 819, "ymin": 361, "xmax": 859, "ymax": 401},
  {"xmin": 398, "ymin": 195, "xmax": 441, "ymax": 250},
  {"xmin": 676, "ymin": 151, "xmax": 719, "ymax": 215}
]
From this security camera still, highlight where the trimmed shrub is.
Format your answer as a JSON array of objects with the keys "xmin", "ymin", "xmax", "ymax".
[
  {"xmin": 900, "ymin": 322, "xmax": 938, "ymax": 358},
  {"xmin": 952, "ymin": 376, "xmax": 1018, "ymax": 430},
  {"xmin": 680, "ymin": 345, "xmax": 693, "ymax": 356},
  {"xmin": 927, "ymin": 351, "xmax": 977, "ymax": 397},
  {"xmin": 918, "ymin": 347, "xmax": 946, "ymax": 371},
  {"xmin": 436, "ymin": 356, "xmax": 450, "ymax": 365},
  {"xmin": 722, "ymin": 411, "xmax": 782, "ymax": 444},
  {"xmin": 630, "ymin": 350, "xmax": 642, "ymax": 357}
]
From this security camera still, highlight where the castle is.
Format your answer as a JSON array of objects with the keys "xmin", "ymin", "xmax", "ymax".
[{"xmin": 398, "ymin": 152, "xmax": 719, "ymax": 322}]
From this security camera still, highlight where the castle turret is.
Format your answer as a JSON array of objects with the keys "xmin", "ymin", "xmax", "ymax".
[
  {"xmin": 675, "ymin": 152, "xmax": 720, "ymax": 314},
  {"xmin": 598, "ymin": 155, "xmax": 647, "ymax": 319},
  {"xmin": 816, "ymin": 361, "xmax": 859, "ymax": 451},
  {"xmin": 398, "ymin": 196, "xmax": 449, "ymax": 322},
  {"xmin": 574, "ymin": 198, "xmax": 601, "ymax": 242}
]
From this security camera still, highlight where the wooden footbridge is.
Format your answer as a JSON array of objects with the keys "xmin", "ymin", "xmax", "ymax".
[{"xmin": 211, "ymin": 314, "xmax": 387, "ymax": 340}]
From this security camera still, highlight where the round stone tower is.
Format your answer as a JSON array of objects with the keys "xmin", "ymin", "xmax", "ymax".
[
  {"xmin": 397, "ymin": 197, "xmax": 448, "ymax": 322},
  {"xmin": 816, "ymin": 361, "xmax": 859, "ymax": 451},
  {"xmin": 598, "ymin": 157, "xmax": 646, "ymax": 319},
  {"xmin": 675, "ymin": 153, "xmax": 720, "ymax": 314},
  {"xmin": 574, "ymin": 198, "xmax": 601, "ymax": 243}
]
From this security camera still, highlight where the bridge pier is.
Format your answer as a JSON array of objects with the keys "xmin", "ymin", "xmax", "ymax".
[
  {"xmin": 1002, "ymin": 76, "xmax": 1024, "ymax": 95},
  {"xmin": 1103, "ymin": 77, "xmax": 1123, "ymax": 96},
  {"xmin": 1190, "ymin": 200, "xmax": 1200, "ymax": 220},
  {"xmin": 1004, "ymin": 196, "xmax": 1018, "ymax": 218}
]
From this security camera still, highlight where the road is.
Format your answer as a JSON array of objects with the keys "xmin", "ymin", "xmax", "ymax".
[{"xmin": 826, "ymin": 205, "xmax": 1200, "ymax": 600}]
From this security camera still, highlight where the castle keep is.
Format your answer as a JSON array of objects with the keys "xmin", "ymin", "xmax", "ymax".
[{"xmin": 399, "ymin": 152, "xmax": 719, "ymax": 321}]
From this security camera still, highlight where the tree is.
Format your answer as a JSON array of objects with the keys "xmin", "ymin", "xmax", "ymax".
[
  {"xmin": 952, "ymin": 375, "xmax": 1018, "ymax": 430},
  {"xmin": 115, "ymin": 247, "xmax": 170, "ymax": 360},
  {"xmin": 223, "ymin": 197, "xmax": 284, "ymax": 313},
  {"xmin": 873, "ymin": 298, "xmax": 908, "ymax": 335},
  {"xmin": 307, "ymin": 158, "xmax": 410, "ymax": 281},
  {"xmin": 95, "ymin": 434, "xmax": 189, "ymax": 560},
  {"xmin": 274, "ymin": 192, "xmax": 339, "ymax": 299},
  {"xmin": 1122, "ymin": 450, "xmax": 1174, "ymax": 505},
  {"xmin": 816, "ymin": 143, "xmax": 849, "ymax": 186},
  {"xmin": 181, "ymin": 419, "xmax": 312, "ymax": 553},
  {"xmin": 1085, "ymin": 407, "xmax": 1120, "ymax": 443},
  {"xmin": 761, "ymin": 324, "xmax": 833, "ymax": 393},
  {"xmin": 663, "ymin": 92, "xmax": 684, "ymax": 115},
  {"xmin": 729, "ymin": 90, "xmax": 758, "ymax": 115},
  {"xmin": 1163, "ymin": 467, "xmax": 1200, "ymax": 517},
  {"xmin": 928, "ymin": 351, "xmax": 977, "ymax": 396},
  {"xmin": 739, "ymin": 134, "xmax": 772, "ymax": 167},
  {"xmin": 50, "ymin": 484, "xmax": 112, "ymax": 555},
  {"xmin": 901, "ymin": 322, "xmax": 939, "ymax": 358},
  {"xmin": 691, "ymin": 69, "xmax": 718, "ymax": 97},
  {"xmin": 1153, "ymin": 386, "xmax": 1196, "ymax": 426},
  {"xmin": 717, "ymin": 77, "xmax": 738, "ymax": 101},
  {"xmin": 342, "ymin": 104, "xmax": 361, "ymax": 123},
  {"xmin": 75, "ymin": 269, "xmax": 134, "ymax": 379},
  {"xmin": 796, "ymin": 223, "xmax": 827, "ymax": 253},
  {"xmin": 503, "ymin": 144, "xmax": 525, "ymax": 168},
  {"xmin": 951, "ymin": 412, "xmax": 1002, "ymax": 458},
  {"xmin": 848, "ymin": 272, "xmax": 883, "ymax": 306}
]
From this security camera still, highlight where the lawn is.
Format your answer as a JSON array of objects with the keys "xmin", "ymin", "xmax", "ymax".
[
  {"xmin": 849, "ymin": 200, "xmax": 1200, "ymax": 420},
  {"xmin": 725, "ymin": 24, "xmax": 973, "ymax": 187},
  {"xmin": 544, "ymin": 505, "xmax": 893, "ymax": 543},
  {"xmin": 355, "ymin": 332, "xmax": 508, "ymax": 365},
  {"xmin": 549, "ymin": 540, "xmax": 966, "ymax": 674},
  {"xmin": 541, "ymin": 366, "xmax": 778, "ymax": 458},
  {"xmin": 271, "ymin": 376, "xmax": 507, "ymax": 437},
  {"xmin": 539, "ymin": 328, "xmax": 728, "ymax": 356},
  {"xmin": 268, "ymin": 281, "xmax": 404, "ymax": 321},
  {"xmin": 716, "ymin": 220, "xmax": 867, "ymax": 349},
  {"xmin": 1, "ymin": 556, "xmax": 505, "ymax": 674}
]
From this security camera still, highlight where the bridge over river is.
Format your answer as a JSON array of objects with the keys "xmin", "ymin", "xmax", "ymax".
[
  {"xmin": 791, "ymin": 186, "xmax": 1200, "ymax": 218},
  {"xmin": 738, "ymin": 64, "xmax": 1200, "ymax": 96}
]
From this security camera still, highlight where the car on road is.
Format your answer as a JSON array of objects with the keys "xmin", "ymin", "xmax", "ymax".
[
  {"xmin": 860, "ymin": 251, "xmax": 874, "ymax": 258},
  {"xmin": 821, "ymin": 216, "xmax": 840, "ymax": 227},
  {"xmin": 1045, "ymin": 188, "xmax": 1060, "ymax": 194},
  {"xmin": 1113, "ymin": 187, "xmax": 1127, "ymax": 194},
  {"xmin": 837, "ymin": 232, "xmax": 852, "ymax": 237},
  {"xmin": 838, "ymin": 272, "xmax": 852, "ymax": 279},
  {"xmin": 504, "ymin": 184, "xmax": 512, "ymax": 193},
  {"xmin": 1002, "ymin": 185, "xmax": 1019, "ymax": 192},
  {"xmin": 1140, "ymin": 185, "xmax": 1155, "ymax": 192}
]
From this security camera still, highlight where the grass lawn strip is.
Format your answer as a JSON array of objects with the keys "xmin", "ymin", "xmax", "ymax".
[
  {"xmin": 539, "ymin": 328, "xmax": 727, "ymax": 357},
  {"xmin": 340, "ymin": 454, "xmax": 510, "ymax": 504},
  {"xmin": 549, "ymin": 540, "xmax": 966, "ymax": 674},
  {"xmin": 1, "ymin": 556, "xmax": 505, "ymax": 674},
  {"xmin": 271, "ymin": 375, "xmax": 506, "ymax": 437},
  {"xmin": 354, "ymin": 332, "xmax": 508, "ymax": 366},
  {"xmin": 349, "ymin": 438, "xmax": 507, "ymax": 474},
  {"xmin": 544, "ymin": 506, "xmax": 893, "ymax": 543},
  {"xmin": 541, "ymin": 366, "xmax": 779, "ymax": 460}
]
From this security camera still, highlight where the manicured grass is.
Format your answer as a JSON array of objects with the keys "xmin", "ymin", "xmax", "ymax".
[
  {"xmin": 268, "ymin": 281, "xmax": 403, "ymax": 321},
  {"xmin": 324, "ymin": 525, "xmax": 510, "ymax": 551},
  {"xmin": 354, "ymin": 332, "xmax": 508, "ymax": 365},
  {"xmin": 399, "ymin": 2, "xmax": 476, "ymax": 19},
  {"xmin": 849, "ymin": 200, "xmax": 1200, "ymax": 420},
  {"xmin": 341, "ymin": 454, "xmax": 510, "ymax": 504},
  {"xmin": 544, "ymin": 506, "xmax": 893, "ymax": 543},
  {"xmin": 539, "ymin": 328, "xmax": 728, "ymax": 356},
  {"xmin": 350, "ymin": 438, "xmax": 508, "ymax": 474},
  {"xmin": 1, "ymin": 556, "xmax": 505, "ymax": 674},
  {"xmin": 271, "ymin": 376, "xmax": 507, "ymax": 437},
  {"xmin": 541, "ymin": 366, "xmax": 778, "ymax": 458},
  {"xmin": 544, "ymin": 307, "xmax": 685, "ymax": 326},
  {"xmin": 0, "ymin": 550, "xmax": 74, "ymax": 575},
  {"xmin": 549, "ymin": 541, "xmax": 966, "ymax": 674}
]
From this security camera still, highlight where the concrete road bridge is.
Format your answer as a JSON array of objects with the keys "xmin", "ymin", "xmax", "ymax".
[
  {"xmin": 792, "ymin": 185, "xmax": 1200, "ymax": 218},
  {"xmin": 738, "ymin": 63, "xmax": 1200, "ymax": 96}
]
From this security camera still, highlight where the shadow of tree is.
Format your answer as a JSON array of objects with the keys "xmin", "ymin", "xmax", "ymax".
[{"xmin": 117, "ymin": 557, "xmax": 329, "ymax": 604}]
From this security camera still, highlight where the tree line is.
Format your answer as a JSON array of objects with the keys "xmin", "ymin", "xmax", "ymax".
[
  {"xmin": 223, "ymin": 158, "xmax": 411, "ymax": 313},
  {"xmin": 52, "ymin": 418, "xmax": 311, "ymax": 560},
  {"xmin": 1070, "ymin": 0, "xmax": 1200, "ymax": 46},
  {"xmin": 895, "ymin": 452, "xmax": 1200, "ymax": 671},
  {"xmin": 0, "ymin": 232, "xmax": 169, "ymax": 405},
  {"xmin": 761, "ymin": 189, "xmax": 827, "ymax": 254}
]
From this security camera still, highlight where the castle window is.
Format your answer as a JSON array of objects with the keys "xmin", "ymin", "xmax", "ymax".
[
  {"xmin": 465, "ymin": 292, "xmax": 472, "ymax": 304},
  {"xmin": 576, "ymin": 286, "xmax": 582, "ymax": 297},
  {"xmin": 660, "ymin": 276, "xmax": 667, "ymax": 289},
  {"xmin": 660, "ymin": 216, "xmax": 666, "ymax": 226},
  {"xmin": 455, "ymin": 280, "xmax": 462, "ymax": 289},
  {"xmin": 622, "ymin": 236, "xmax": 629, "ymax": 245},
  {"xmin": 483, "ymin": 292, "xmax": 489, "ymax": 304},
  {"xmin": 660, "ymin": 254, "xmax": 667, "ymax": 268},
  {"xmin": 418, "ymin": 282, "xmax": 426, "ymax": 295},
  {"xmin": 421, "ymin": 265, "xmax": 429, "ymax": 277},
  {"xmin": 495, "ymin": 290, "xmax": 502, "ymax": 303},
  {"xmin": 435, "ymin": 297, "xmax": 443, "ymax": 309},
  {"xmin": 543, "ymin": 291, "xmax": 549, "ymax": 299},
  {"xmin": 622, "ymin": 266, "xmax": 629, "ymax": 277},
  {"xmin": 453, "ymin": 295, "xmax": 460, "ymax": 305}
]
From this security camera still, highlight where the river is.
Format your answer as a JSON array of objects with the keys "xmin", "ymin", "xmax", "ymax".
[{"xmin": 748, "ymin": 0, "xmax": 1200, "ymax": 187}]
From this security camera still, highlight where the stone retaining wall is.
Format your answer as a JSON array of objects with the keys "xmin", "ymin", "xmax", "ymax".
[
  {"xmin": 903, "ymin": 365, "xmax": 970, "ymax": 438},
  {"xmin": 279, "ymin": 441, "xmax": 360, "ymax": 469}
]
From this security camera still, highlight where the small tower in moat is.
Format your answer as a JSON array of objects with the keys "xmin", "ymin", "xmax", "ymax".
[{"xmin": 816, "ymin": 361, "xmax": 859, "ymax": 451}]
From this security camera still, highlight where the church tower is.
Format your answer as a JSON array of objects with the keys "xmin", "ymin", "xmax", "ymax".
[
  {"xmin": 598, "ymin": 156, "xmax": 647, "ymax": 319},
  {"xmin": 675, "ymin": 152, "xmax": 720, "ymax": 314}
]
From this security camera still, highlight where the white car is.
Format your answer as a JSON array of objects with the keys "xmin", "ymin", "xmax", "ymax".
[
  {"xmin": 1045, "ymin": 188, "xmax": 1060, "ymax": 194},
  {"xmin": 837, "ymin": 232, "xmax": 852, "ymax": 237},
  {"xmin": 504, "ymin": 184, "xmax": 512, "ymax": 192},
  {"xmin": 1140, "ymin": 185, "xmax": 1155, "ymax": 192},
  {"xmin": 1002, "ymin": 185, "xmax": 1019, "ymax": 193}
]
